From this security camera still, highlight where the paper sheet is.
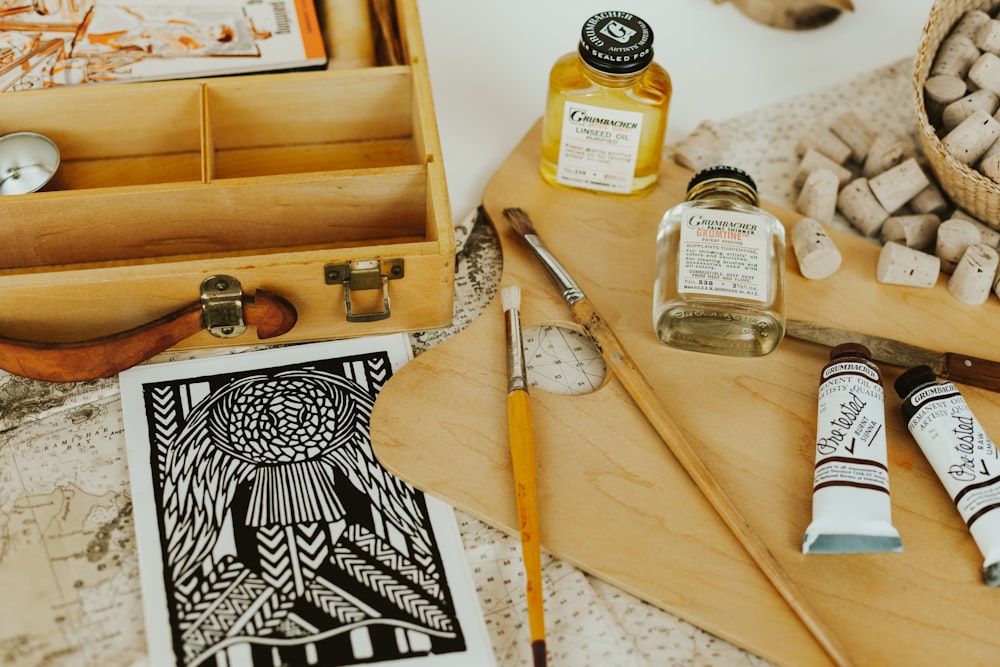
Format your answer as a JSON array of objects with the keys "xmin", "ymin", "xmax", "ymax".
[{"xmin": 118, "ymin": 335, "xmax": 494, "ymax": 667}]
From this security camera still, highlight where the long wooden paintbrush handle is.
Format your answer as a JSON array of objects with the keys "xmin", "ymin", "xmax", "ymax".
[
  {"xmin": 507, "ymin": 388, "xmax": 547, "ymax": 666},
  {"xmin": 568, "ymin": 297, "xmax": 855, "ymax": 667}
]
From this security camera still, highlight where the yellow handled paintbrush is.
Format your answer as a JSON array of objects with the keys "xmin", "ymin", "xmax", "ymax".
[
  {"xmin": 501, "ymin": 207, "xmax": 855, "ymax": 667},
  {"xmin": 501, "ymin": 284, "xmax": 547, "ymax": 667}
]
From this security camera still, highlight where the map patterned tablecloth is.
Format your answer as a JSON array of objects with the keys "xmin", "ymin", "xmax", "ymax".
[{"xmin": 0, "ymin": 58, "xmax": 917, "ymax": 667}]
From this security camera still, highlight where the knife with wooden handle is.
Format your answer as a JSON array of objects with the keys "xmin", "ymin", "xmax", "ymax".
[
  {"xmin": 0, "ymin": 289, "xmax": 297, "ymax": 384},
  {"xmin": 786, "ymin": 319, "xmax": 1000, "ymax": 393}
]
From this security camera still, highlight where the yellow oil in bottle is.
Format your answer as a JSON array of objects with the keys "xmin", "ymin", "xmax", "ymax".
[{"xmin": 540, "ymin": 12, "xmax": 672, "ymax": 196}]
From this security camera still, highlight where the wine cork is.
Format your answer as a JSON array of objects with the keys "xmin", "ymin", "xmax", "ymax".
[
  {"xmin": 790, "ymin": 217, "xmax": 842, "ymax": 280},
  {"xmin": 972, "ymin": 18, "xmax": 1000, "ymax": 53},
  {"xmin": 981, "ymin": 131, "xmax": 1000, "ymax": 161},
  {"xmin": 876, "ymin": 242, "xmax": 941, "ymax": 288},
  {"xmin": 924, "ymin": 74, "xmax": 969, "ymax": 123},
  {"xmin": 949, "ymin": 209, "xmax": 978, "ymax": 222},
  {"xmin": 931, "ymin": 33, "xmax": 981, "ymax": 78},
  {"xmin": 974, "ymin": 220, "xmax": 1000, "ymax": 249},
  {"xmin": 829, "ymin": 111, "xmax": 875, "ymax": 163},
  {"xmin": 993, "ymin": 263, "xmax": 1000, "ymax": 299},
  {"xmin": 868, "ymin": 158, "xmax": 931, "ymax": 213},
  {"xmin": 980, "ymin": 151, "xmax": 1000, "ymax": 183},
  {"xmin": 941, "ymin": 108, "xmax": 1000, "ymax": 164},
  {"xmin": 795, "ymin": 148, "xmax": 852, "ymax": 188},
  {"xmin": 950, "ymin": 209, "xmax": 1000, "ymax": 248},
  {"xmin": 936, "ymin": 217, "xmax": 983, "ymax": 274},
  {"xmin": 795, "ymin": 169, "xmax": 839, "ymax": 222},
  {"xmin": 673, "ymin": 120, "xmax": 727, "ymax": 172},
  {"xmin": 948, "ymin": 243, "xmax": 998, "ymax": 304},
  {"xmin": 952, "ymin": 9, "xmax": 992, "ymax": 41},
  {"xmin": 880, "ymin": 214, "xmax": 941, "ymax": 250},
  {"xmin": 838, "ymin": 177, "xmax": 889, "ymax": 236},
  {"xmin": 795, "ymin": 124, "xmax": 852, "ymax": 164},
  {"xmin": 942, "ymin": 89, "xmax": 1000, "ymax": 131},
  {"xmin": 977, "ymin": 19, "xmax": 1000, "ymax": 55},
  {"xmin": 908, "ymin": 181, "xmax": 949, "ymax": 215},
  {"xmin": 969, "ymin": 52, "xmax": 1000, "ymax": 95},
  {"xmin": 861, "ymin": 134, "xmax": 905, "ymax": 178}
]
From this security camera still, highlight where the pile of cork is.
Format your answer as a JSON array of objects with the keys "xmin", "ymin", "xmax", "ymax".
[
  {"xmin": 792, "ymin": 109, "xmax": 1000, "ymax": 307},
  {"xmin": 672, "ymin": 104, "xmax": 1000, "ymax": 306},
  {"xmin": 924, "ymin": 7, "xmax": 1000, "ymax": 182}
]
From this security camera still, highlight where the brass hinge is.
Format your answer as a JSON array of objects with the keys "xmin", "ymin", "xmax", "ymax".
[
  {"xmin": 324, "ymin": 258, "xmax": 404, "ymax": 323},
  {"xmin": 200, "ymin": 275, "xmax": 247, "ymax": 338}
]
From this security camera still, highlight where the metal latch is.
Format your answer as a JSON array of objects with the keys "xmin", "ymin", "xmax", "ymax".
[
  {"xmin": 200, "ymin": 275, "xmax": 247, "ymax": 338},
  {"xmin": 324, "ymin": 258, "xmax": 404, "ymax": 323}
]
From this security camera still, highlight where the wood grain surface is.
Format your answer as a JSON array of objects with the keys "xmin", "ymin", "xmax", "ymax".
[{"xmin": 370, "ymin": 120, "xmax": 1000, "ymax": 667}]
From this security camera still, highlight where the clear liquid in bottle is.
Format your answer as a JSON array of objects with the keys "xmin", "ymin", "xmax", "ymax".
[{"xmin": 652, "ymin": 166, "xmax": 786, "ymax": 357}]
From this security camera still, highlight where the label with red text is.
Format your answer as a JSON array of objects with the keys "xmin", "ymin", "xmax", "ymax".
[{"xmin": 678, "ymin": 208, "xmax": 768, "ymax": 302}]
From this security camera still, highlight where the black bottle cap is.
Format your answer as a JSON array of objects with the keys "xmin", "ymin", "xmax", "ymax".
[
  {"xmin": 686, "ymin": 165, "xmax": 758, "ymax": 194},
  {"xmin": 893, "ymin": 365, "xmax": 939, "ymax": 399},
  {"xmin": 829, "ymin": 342, "xmax": 871, "ymax": 361},
  {"xmin": 578, "ymin": 12, "xmax": 654, "ymax": 75}
]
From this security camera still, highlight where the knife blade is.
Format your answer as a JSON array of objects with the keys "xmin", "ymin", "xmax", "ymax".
[{"xmin": 785, "ymin": 319, "xmax": 1000, "ymax": 393}]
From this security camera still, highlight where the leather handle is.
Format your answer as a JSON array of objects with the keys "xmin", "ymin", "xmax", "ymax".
[{"xmin": 0, "ymin": 289, "xmax": 297, "ymax": 383}]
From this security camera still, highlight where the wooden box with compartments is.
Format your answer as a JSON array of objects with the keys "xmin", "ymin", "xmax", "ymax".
[{"xmin": 0, "ymin": 0, "xmax": 454, "ymax": 382}]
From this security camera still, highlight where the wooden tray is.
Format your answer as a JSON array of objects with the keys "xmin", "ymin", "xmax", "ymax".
[
  {"xmin": 0, "ymin": 0, "xmax": 453, "ymax": 352},
  {"xmin": 370, "ymin": 120, "xmax": 1000, "ymax": 667}
]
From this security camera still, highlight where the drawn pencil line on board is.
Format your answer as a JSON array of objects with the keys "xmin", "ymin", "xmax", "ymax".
[{"xmin": 139, "ymin": 353, "xmax": 466, "ymax": 666}]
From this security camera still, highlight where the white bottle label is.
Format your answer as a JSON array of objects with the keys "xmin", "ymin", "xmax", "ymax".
[
  {"xmin": 555, "ymin": 102, "xmax": 643, "ymax": 194},
  {"xmin": 906, "ymin": 383, "xmax": 1000, "ymax": 530},
  {"xmin": 814, "ymin": 361, "xmax": 889, "ymax": 493},
  {"xmin": 677, "ymin": 207, "xmax": 769, "ymax": 302}
]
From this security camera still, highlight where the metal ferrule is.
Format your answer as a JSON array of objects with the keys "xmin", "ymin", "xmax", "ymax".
[
  {"xmin": 505, "ymin": 306, "xmax": 528, "ymax": 393},
  {"xmin": 524, "ymin": 234, "xmax": 586, "ymax": 306}
]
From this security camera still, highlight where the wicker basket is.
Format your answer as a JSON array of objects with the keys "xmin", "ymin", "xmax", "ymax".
[{"xmin": 914, "ymin": 0, "xmax": 1000, "ymax": 228}]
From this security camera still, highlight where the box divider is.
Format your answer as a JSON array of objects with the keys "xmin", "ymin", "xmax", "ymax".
[{"xmin": 201, "ymin": 83, "xmax": 214, "ymax": 184}]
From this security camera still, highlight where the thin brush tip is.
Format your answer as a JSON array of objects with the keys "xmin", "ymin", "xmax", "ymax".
[
  {"xmin": 502, "ymin": 207, "xmax": 536, "ymax": 236},
  {"xmin": 501, "ymin": 284, "xmax": 521, "ymax": 313}
]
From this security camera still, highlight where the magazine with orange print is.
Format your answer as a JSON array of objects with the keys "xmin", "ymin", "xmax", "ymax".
[{"xmin": 0, "ymin": 0, "xmax": 327, "ymax": 92}]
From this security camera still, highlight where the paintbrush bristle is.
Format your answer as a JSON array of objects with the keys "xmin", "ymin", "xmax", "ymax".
[
  {"xmin": 502, "ymin": 207, "xmax": 537, "ymax": 236},
  {"xmin": 501, "ymin": 284, "xmax": 521, "ymax": 313}
]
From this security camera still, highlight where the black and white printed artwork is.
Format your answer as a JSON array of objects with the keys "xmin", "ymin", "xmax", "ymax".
[{"xmin": 120, "ymin": 335, "xmax": 493, "ymax": 667}]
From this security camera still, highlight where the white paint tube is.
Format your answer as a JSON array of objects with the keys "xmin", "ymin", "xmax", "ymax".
[
  {"xmin": 803, "ymin": 343, "xmax": 903, "ymax": 554},
  {"xmin": 895, "ymin": 365, "xmax": 1000, "ymax": 586}
]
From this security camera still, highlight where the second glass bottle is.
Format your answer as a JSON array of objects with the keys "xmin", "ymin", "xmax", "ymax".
[{"xmin": 653, "ymin": 165, "xmax": 786, "ymax": 357}]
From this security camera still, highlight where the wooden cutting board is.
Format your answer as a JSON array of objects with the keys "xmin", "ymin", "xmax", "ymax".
[{"xmin": 370, "ymin": 120, "xmax": 1000, "ymax": 667}]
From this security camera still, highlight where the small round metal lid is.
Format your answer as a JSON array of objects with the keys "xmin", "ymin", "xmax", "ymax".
[
  {"xmin": 0, "ymin": 132, "xmax": 60, "ymax": 196},
  {"xmin": 686, "ymin": 165, "xmax": 758, "ymax": 194},
  {"xmin": 578, "ymin": 12, "xmax": 654, "ymax": 75}
]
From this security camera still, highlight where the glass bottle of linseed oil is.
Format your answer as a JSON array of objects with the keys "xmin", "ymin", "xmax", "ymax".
[{"xmin": 540, "ymin": 11, "xmax": 672, "ymax": 196}]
